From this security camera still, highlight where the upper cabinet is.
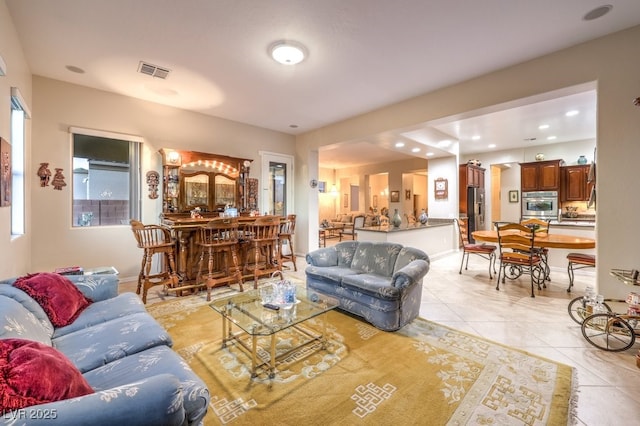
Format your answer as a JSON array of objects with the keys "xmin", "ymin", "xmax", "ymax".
[
  {"xmin": 561, "ymin": 165, "xmax": 593, "ymax": 201},
  {"xmin": 460, "ymin": 164, "xmax": 485, "ymax": 189},
  {"xmin": 520, "ymin": 159, "xmax": 564, "ymax": 192},
  {"xmin": 159, "ymin": 149, "xmax": 251, "ymax": 214}
]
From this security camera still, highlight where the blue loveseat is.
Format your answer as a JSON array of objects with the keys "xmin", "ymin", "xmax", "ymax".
[
  {"xmin": 0, "ymin": 274, "xmax": 209, "ymax": 426},
  {"xmin": 305, "ymin": 241, "xmax": 430, "ymax": 331}
]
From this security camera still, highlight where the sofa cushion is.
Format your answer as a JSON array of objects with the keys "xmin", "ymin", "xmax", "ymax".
[
  {"xmin": 349, "ymin": 242, "xmax": 402, "ymax": 277},
  {"xmin": 341, "ymin": 273, "xmax": 401, "ymax": 300},
  {"xmin": 305, "ymin": 265, "xmax": 361, "ymax": 284},
  {"xmin": 0, "ymin": 338, "xmax": 94, "ymax": 415},
  {"xmin": 52, "ymin": 312, "xmax": 173, "ymax": 373},
  {"xmin": 14, "ymin": 273, "xmax": 92, "ymax": 327},
  {"xmin": 53, "ymin": 293, "xmax": 147, "ymax": 338}
]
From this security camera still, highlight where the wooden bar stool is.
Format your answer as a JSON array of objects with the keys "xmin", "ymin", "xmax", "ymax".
[
  {"xmin": 242, "ymin": 215, "xmax": 282, "ymax": 288},
  {"xmin": 278, "ymin": 214, "xmax": 297, "ymax": 271},
  {"xmin": 129, "ymin": 220, "xmax": 179, "ymax": 304},
  {"xmin": 567, "ymin": 253, "xmax": 596, "ymax": 292},
  {"xmin": 196, "ymin": 217, "xmax": 244, "ymax": 301}
]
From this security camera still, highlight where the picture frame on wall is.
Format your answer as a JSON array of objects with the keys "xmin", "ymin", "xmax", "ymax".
[
  {"xmin": 509, "ymin": 190, "xmax": 519, "ymax": 203},
  {"xmin": 390, "ymin": 190, "xmax": 400, "ymax": 202},
  {"xmin": 0, "ymin": 138, "xmax": 11, "ymax": 207},
  {"xmin": 405, "ymin": 189, "xmax": 411, "ymax": 200},
  {"xmin": 434, "ymin": 178, "xmax": 448, "ymax": 200},
  {"xmin": 343, "ymin": 193, "xmax": 348, "ymax": 208},
  {"xmin": 373, "ymin": 194, "xmax": 378, "ymax": 207}
]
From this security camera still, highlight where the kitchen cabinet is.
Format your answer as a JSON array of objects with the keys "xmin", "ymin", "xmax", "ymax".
[
  {"xmin": 562, "ymin": 165, "xmax": 593, "ymax": 201},
  {"xmin": 520, "ymin": 159, "xmax": 564, "ymax": 192},
  {"xmin": 459, "ymin": 164, "xmax": 485, "ymax": 213}
]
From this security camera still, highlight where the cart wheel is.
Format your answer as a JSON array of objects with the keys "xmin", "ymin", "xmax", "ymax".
[
  {"xmin": 581, "ymin": 313, "xmax": 635, "ymax": 352},
  {"xmin": 568, "ymin": 297, "xmax": 613, "ymax": 325}
]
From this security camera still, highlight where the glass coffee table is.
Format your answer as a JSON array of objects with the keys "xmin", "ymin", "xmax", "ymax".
[{"xmin": 210, "ymin": 285, "xmax": 339, "ymax": 379}]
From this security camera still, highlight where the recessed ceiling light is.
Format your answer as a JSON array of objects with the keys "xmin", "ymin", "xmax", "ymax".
[
  {"xmin": 426, "ymin": 152, "xmax": 434, "ymax": 157},
  {"xmin": 437, "ymin": 140, "xmax": 451, "ymax": 147},
  {"xmin": 471, "ymin": 135, "xmax": 481, "ymax": 141},
  {"xmin": 395, "ymin": 142, "xmax": 405, "ymax": 148},
  {"xmin": 411, "ymin": 148, "xmax": 420, "ymax": 153},
  {"xmin": 583, "ymin": 5, "xmax": 613, "ymax": 21},
  {"xmin": 538, "ymin": 124, "xmax": 549, "ymax": 130},
  {"xmin": 565, "ymin": 110, "xmax": 579, "ymax": 117},
  {"xmin": 488, "ymin": 144, "xmax": 496, "ymax": 148},
  {"xmin": 269, "ymin": 40, "xmax": 307, "ymax": 65},
  {"xmin": 547, "ymin": 135, "xmax": 557, "ymax": 140}
]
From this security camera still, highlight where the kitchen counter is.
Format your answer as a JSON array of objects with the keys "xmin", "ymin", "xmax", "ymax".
[{"xmin": 356, "ymin": 218, "xmax": 456, "ymax": 258}]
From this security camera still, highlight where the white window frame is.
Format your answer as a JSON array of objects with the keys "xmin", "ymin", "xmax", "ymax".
[{"xmin": 10, "ymin": 87, "xmax": 31, "ymax": 236}]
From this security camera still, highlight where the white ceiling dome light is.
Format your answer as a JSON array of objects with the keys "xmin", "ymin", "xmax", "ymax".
[{"xmin": 269, "ymin": 40, "xmax": 307, "ymax": 65}]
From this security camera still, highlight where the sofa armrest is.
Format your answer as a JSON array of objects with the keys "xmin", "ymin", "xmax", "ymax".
[
  {"xmin": 391, "ymin": 259, "xmax": 430, "ymax": 289},
  {"xmin": 306, "ymin": 247, "xmax": 339, "ymax": 267},
  {"xmin": 65, "ymin": 274, "xmax": 119, "ymax": 302},
  {"xmin": 1, "ymin": 374, "xmax": 186, "ymax": 426}
]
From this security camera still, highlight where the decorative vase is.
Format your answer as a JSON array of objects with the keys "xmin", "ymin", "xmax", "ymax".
[
  {"xmin": 419, "ymin": 209, "xmax": 428, "ymax": 225},
  {"xmin": 535, "ymin": 153, "xmax": 545, "ymax": 161},
  {"xmin": 392, "ymin": 209, "xmax": 402, "ymax": 228},
  {"xmin": 577, "ymin": 155, "xmax": 588, "ymax": 165}
]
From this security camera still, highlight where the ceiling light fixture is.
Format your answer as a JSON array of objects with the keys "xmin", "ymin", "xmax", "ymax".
[
  {"xmin": 547, "ymin": 136, "xmax": 557, "ymax": 140},
  {"xmin": 426, "ymin": 152, "xmax": 435, "ymax": 157},
  {"xmin": 538, "ymin": 124, "xmax": 549, "ymax": 130},
  {"xmin": 411, "ymin": 148, "xmax": 420, "ymax": 153},
  {"xmin": 270, "ymin": 40, "xmax": 307, "ymax": 65},
  {"xmin": 395, "ymin": 142, "xmax": 405, "ymax": 148},
  {"xmin": 471, "ymin": 135, "xmax": 481, "ymax": 141},
  {"xmin": 488, "ymin": 144, "xmax": 496, "ymax": 148},
  {"xmin": 583, "ymin": 5, "xmax": 613, "ymax": 21},
  {"xmin": 565, "ymin": 110, "xmax": 579, "ymax": 117}
]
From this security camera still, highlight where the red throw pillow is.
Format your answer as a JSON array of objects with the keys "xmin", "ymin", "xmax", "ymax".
[
  {"xmin": 0, "ymin": 339, "xmax": 94, "ymax": 415},
  {"xmin": 14, "ymin": 272, "xmax": 92, "ymax": 327}
]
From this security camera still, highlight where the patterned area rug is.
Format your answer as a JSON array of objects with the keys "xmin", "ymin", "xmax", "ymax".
[{"xmin": 147, "ymin": 292, "xmax": 575, "ymax": 425}]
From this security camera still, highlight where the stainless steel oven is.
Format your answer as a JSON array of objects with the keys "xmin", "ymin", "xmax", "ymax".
[{"xmin": 521, "ymin": 191, "xmax": 558, "ymax": 220}]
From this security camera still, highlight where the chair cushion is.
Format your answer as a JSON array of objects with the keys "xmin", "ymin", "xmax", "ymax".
[
  {"xmin": 14, "ymin": 273, "xmax": 93, "ymax": 327},
  {"xmin": 567, "ymin": 253, "xmax": 595, "ymax": 265},
  {"xmin": 464, "ymin": 243, "xmax": 496, "ymax": 254},
  {"xmin": 0, "ymin": 338, "xmax": 94, "ymax": 415}
]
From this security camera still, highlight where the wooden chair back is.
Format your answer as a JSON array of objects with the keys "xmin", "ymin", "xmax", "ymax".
[
  {"xmin": 198, "ymin": 217, "xmax": 240, "ymax": 247},
  {"xmin": 129, "ymin": 219, "xmax": 173, "ymax": 249}
]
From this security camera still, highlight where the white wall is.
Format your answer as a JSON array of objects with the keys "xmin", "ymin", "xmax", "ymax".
[
  {"xmin": 0, "ymin": 1, "xmax": 32, "ymax": 278},
  {"xmin": 296, "ymin": 26, "xmax": 640, "ymax": 299}
]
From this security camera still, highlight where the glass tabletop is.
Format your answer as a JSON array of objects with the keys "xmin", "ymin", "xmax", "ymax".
[{"xmin": 210, "ymin": 284, "xmax": 339, "ymax": 336}]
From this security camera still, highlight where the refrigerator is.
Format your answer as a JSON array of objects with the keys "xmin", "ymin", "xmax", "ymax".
[{"xmin": 467, "ymin": 187, "xmax": 485, "ymax": 243}]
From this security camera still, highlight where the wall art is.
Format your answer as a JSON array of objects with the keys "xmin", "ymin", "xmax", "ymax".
[
  {"xmin": 52, "ymin": 168, "xmax": 67, "ymax": 190},
  {"xmin": 146, "ymin": 170, "xmax": 160, "ymax": 199},
  {"xmin": 37, "ymin": 162, "xmax": 52, "ymax": 187},
  {"xmin": 0, "ymin": 138, "xmax": 11, "ymax": 207}
]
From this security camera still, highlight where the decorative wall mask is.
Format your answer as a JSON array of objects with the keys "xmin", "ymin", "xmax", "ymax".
[
  {"xmin": 52, "ymin": 168, "xmax": 67, "ymax": 190},
  {"xmin": 37, "ymin": 162, "xmax": 52, "ymax": 187},
  {"xmin": 0, "ymin": 138, "xmax": 11, "ymax": 207},
  {"xmin": 146, "ymin": 170, "xmax": 160, "ymax": 199}
]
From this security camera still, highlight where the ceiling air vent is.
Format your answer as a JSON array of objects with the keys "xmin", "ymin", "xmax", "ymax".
[{"xmin": 137, "ymin": 61, "xmax": 171, "ymax": 79}]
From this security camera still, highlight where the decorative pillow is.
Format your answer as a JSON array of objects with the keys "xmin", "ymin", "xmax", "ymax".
[
  {"xmin": 0, "ymin": 339, "xmax": 94, "ymax": 415},
  {"xmin": 14, "ymin": 272, "xmax": 92, "ymax": 327}
]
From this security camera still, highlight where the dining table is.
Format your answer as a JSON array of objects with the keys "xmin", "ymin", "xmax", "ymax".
[{"xmin": 471, "ymin": 230, "xmax": 595, "ymax": 249}]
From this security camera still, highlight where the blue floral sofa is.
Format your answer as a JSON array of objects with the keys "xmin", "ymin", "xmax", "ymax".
[
  {"xmin": 305, "ymin": 241, "xmax": 430, "ymax": 331},
  {"xmin": 0, "ymin": 273, "xmax": 209, "ymax": 426}
]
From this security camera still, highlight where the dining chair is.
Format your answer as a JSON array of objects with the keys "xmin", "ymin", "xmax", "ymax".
[
  {"xmin": 520, "ymin": 218, "xmax": 551, "ymax": 282},
  {"xmin": 455, "ymin": 218, "xmax": 497, "ymax": 279},
  {"xmin": 195, "ymin": 217, "xmax": 244, "ymax": 301},
  {"xmin": 496, "ymin": 222, "xmax": 545, "ymax": 298},
  {"xmin": 129, "ymin": 219, "xmax": 180, "ymax": 303},
  {"xmin": 340, "ymin": 215, "xmax": 365, "ymax": 240},
  {"xmin": 566, "ymin": 253, "xmax": 596, "ymax": 292}
]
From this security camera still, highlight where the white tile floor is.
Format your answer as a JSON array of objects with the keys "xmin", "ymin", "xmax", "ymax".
[{"xmin": 131, "ymin": 250, "xmax": 640, "ymax": 425}]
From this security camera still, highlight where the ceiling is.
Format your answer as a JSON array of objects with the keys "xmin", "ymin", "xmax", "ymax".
[{"xmin": 6, "ymin": 1, "xmax": 640, "ymax": 168}]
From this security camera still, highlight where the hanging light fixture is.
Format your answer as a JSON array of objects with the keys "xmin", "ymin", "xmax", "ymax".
[{"xmin": 270, "ymin": 40, "xmax": 307, "ymax": 65}]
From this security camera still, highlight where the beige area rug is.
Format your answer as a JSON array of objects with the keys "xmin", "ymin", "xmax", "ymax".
[{"xmin": 147, "ymin": 291, "xmax": 576, "ymax": 426}]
